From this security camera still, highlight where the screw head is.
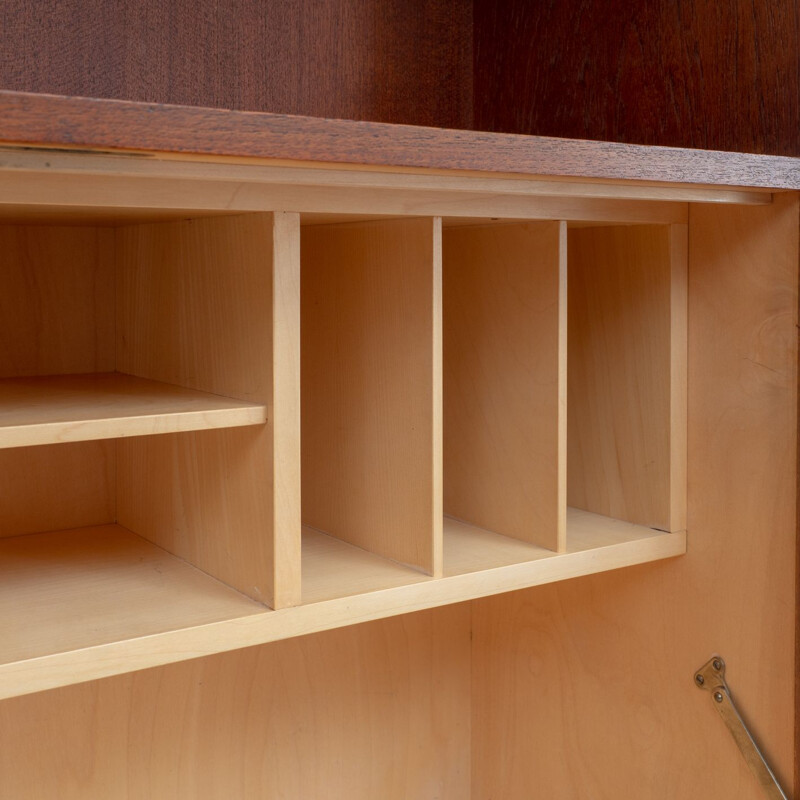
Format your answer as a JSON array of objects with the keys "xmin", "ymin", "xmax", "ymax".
[
  {"xmin": 714, "ymin": 691, "xmax": 724, "ymax": 703},
  {"xmin": 713, "ymin": 659, "xmax": 723, "ymax": 671},
  {"xmin": 695, "ymin": 674, "xmax": 705, "ymax": 686}
]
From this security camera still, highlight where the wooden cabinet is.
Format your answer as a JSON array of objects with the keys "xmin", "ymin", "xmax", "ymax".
[{"xmin": 0, "ymin": 91, "xmax": 796, "ymax": 798}]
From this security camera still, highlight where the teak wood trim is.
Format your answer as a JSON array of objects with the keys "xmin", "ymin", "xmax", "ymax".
[{"xmin": 0, "ymin": 90, "xmax": 798, "ymax": 190}]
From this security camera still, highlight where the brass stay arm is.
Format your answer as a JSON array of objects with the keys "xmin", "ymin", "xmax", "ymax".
[{"xmin": 694, "ymin": 656, "xmax": 789, "ymax": 800}]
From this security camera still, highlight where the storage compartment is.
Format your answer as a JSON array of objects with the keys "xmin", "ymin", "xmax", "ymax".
[
  {"xmin": 567, "ymin": 224, "xmax": 687, "ymax": 533},
  {"xmin": 300, "ymin": 217, "xmax": 442, "ymax": 600},
  {"xmin": 442, "ymin": 221, "xmax": 566, "ymax": 573},
  {"xmin": 0, "ymin": 212, "xmax": 302, "ymax": 677}
]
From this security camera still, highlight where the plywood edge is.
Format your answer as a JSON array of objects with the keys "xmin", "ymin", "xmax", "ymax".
[
  {"xmin": 669, "ymin": 224, "xmax": 689, "ymax": 532},
  {"xmin": 557, "ymin": 220, "xmax": 568, "ymax": 551},
  {"xmin": 0, "ymin": 529, "xmax": 685, "ymax": 701},
  {"xmin": 271, "ymin": 211, "xmax": 303, "ymax": 609},
  {"xmin": 432, "ymin": 216, "xmax": 444, "ymax": 578}
]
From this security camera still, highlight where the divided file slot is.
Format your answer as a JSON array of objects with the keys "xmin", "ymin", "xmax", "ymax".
[
  {"xmin": 567, "ymin": 224, "xmax": 687, "ymax": 533},
  {"xmin": 442, "ymin": 222, "xmax": 566, "ymax": 553},
  {"xmin": 301, "ymin": 217, "xmax": 442, "ymax": 578}
]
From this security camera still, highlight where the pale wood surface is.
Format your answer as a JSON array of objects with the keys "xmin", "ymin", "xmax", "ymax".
[
  {"xmin": 472, "ymin": 193, "xmax": 798, "ymax": 799},
  {"xmin": 302, "ymin": 526, "xmax": 428, "ymax": 604},
  {"xmin": 0, "ymin": 606, "xmax": 471, "ymax": 800},
  {"xmin": 443, "ymin": 221, "xmax": 564, "ymax": 549},
  {"xmin": 116, "ymin": 213, "xmax": 291, "ymax": 606},
  {"xmin": 0, "ymin": 224, "xmax": 114, "ymax": 378},
  {"xmin": 270, "ymin": 212, "xmax": 303, "ymax": 608},
  {"xmin": 0, "ymin": 514, "xmax": 684, "ymax": 700},
  {"xmin": 0, "ymin": 525, "xmax": 262, "ymax": 665},
  {"xmin": 301, "ymin": 218, "xmax": 441, "ymax": 575},
  {"xmin": 0, "ymin": 441, "xmax": 114, "ymax": 538},
  {"xmin": 567, "ymin": 224, "xmax": 687, "ymax": 531},
  {"xmin": 0, "ymin": 372, "xmax": 266, "ymax": 448}
]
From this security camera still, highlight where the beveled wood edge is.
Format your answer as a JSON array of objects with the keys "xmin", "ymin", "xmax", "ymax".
[{"xmin": 0, "ymin": 90, "xmax": 798, "ymax": 190}]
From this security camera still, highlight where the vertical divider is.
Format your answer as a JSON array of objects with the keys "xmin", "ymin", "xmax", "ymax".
[
  {"xmin": 271, "ymin": 212, "xmax": 303, "ymax": 608},
  {"xmin": 557, "ymin": 221, "xmax": 568, "ymax": 552},
  {"xmin": 432, "ymin": 217, "xmax": 444, "ymax": 577},
  {"xmin": 669, "ymin": 223, "xmax": 689, "ymax": 534},
  {"xmin": 115, "ymin": 212, "xmax": 302, "ymax": 609}
]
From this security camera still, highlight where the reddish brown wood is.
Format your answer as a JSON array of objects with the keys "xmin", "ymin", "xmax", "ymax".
[
  {"xmin": 0, "ymin": 0, "xmax": 473, "ymax": 130},
  {"xmin": 473, "ymin": 0, "xmax": 800, "ymax": 157},
  {"xmin": 0, "ymin": 89, "xmax": 799, "ymax": 189}
]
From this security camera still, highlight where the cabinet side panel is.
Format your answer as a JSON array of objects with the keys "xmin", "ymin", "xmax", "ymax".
[
  {"xmin": 116, "ymin": 214, "xmax": 278, "ymax": 605},
  {"xmin": 472, "ymin": 193, "xmax": 798, "ymax": 798},
  {"xmin": 0, "ymin": 605, "xmax": 471, "ymax": 800},
  {"xmin": 301, "ymin": 218, "xmax": 439, "ymax": 575},
  {"xmin": 567, "ymin": 224, "xmax": 674, "ymax": 530},
  {"xmin": 443, "ymin": 222, "xmax": 563, "ymax": 549}
]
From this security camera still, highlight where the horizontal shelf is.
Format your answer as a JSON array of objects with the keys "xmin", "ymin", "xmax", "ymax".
[
  {"xmin": 0, "ymin": 525, "xmax": 264, "ymax": 667},
  {"xmin": 0, "ymin": 510, "xmax": 684, "ymax": 700},
  {"xmin": 0, "ymin": 372, "xmax": 266, "ymax": 448}
]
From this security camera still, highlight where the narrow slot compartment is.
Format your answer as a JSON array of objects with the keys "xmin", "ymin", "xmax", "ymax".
[
  {"xmin": 441, "ymin": 221, "xmax": 566, "ymax": 574},
  {"xmin": 300, "ymin": 217, "xmax": 441, "ymax": 600},
  {"xmin": 567, "ymin": 223, "xmax": 687, "ymax": 535}
]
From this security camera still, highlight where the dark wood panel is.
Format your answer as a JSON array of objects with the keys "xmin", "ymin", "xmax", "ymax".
[
  {"xmin": 1, "ymin": 90, "xmax": 799, "ymax": 189},
  {"xmin": 474, "ymin": 0, "xmax": 800, "ymax": 156},
  {"xmin": 0, "ymin": 0, "xmax": 472, "ymax": 129}
]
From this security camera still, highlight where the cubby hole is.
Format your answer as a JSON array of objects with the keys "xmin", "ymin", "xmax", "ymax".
[
  {"xmin": 442, "ymin": 220, "xmax": 566, "ymax": 575},
  {"xmin": 566, "ymin": 223, "xmax": 687, "ymax": 538},
  {"xmin": 0, "ymin": 210, "xmax": 292, "ymax": 668},
  {"xmin": 300, "ymin": 216, "xmax": 441, "ymax": 602},
  {"xmin": 441, "ymin": 219, "xmax": 686, "ymax": 576}
]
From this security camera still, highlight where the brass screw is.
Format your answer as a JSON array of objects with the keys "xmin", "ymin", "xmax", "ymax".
[
  {"xmin": 714, "ymin": 691, "xmax": 724, "ymax": 703},
  {"xmin": 713, "ymin": 659, "xmax": 723, "ymax": 671},
  {"xmin": 695, "ymin": 674, "xmax": 705, "ymax": 686}
]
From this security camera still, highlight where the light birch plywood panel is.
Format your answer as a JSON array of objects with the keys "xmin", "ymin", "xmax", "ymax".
[
  {"xmin": 116, "ymin": 212, "xmax": 301, "ymax": 608},
  {"xmin": 567, "ymin": 224, "xmax": 687, "ymax": 531},
  {"xmin": 0, "ymin": 605, "xmax": 471, "ymax": 800},
  {"xmin": 0, "ymin": 372, "xmax": 266, "ymax": 448},
  {"xmin": 0, "ymin": 525, "xmax": 262, "ymax": 665},
  {"xmin": 443, "ymin": 221, "xmax": 565, "ymax": 550},
  {"xmin": 0, "ymin": 224, "xmax": 115, "ymax": 378},
  {"xmin": 301, "ymin": 218, "xmax": 441, "ymax": 576},
  {"xmin": 0, "ymin": 441, "xmax": 114, "ymax": 537},
  {"xmin": 472, "ymin": 194, "xmax": 798, "ymax": 799}
]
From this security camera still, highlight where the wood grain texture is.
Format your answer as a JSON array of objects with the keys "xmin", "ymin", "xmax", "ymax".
[
  {"xmin": 567, "ymin": 225, "xmax": 687, "ymax": 532},
  {"xmin": 0, "ymin": 91, "xmax": 799, "ymax": 188},
  {"xmin": 116, "ymin": 213, "xmax": 300, "ymax": 607},
  {"xmin": 0, "ymin": 525, "xmax": 262, "ymax": 665},
  {"xmin": 0, "ymin": 0, "xmax": 472, "ymax": 129},
  {"xmin": 0, "ymin": 372, "xmax": 265, "ymax": 449},
  {"xmin": 301, "ymin": 218, "xmax": 441, "ymax": 576},
  {"xmin": 0, "ymin": 441, "xmax": 114, "ymax": 538},
  {"xmin": 474, "ymin": 0, "xmax": 800, "ymax": 157},
  {"xmin": 443, "ymin": 222, "xmax": 564, "ymax": 549},
  {"xmin": 472, "ymin": 193, "xmax": 798, "ymax": 799},
  {"xmin": 0, "ymin": 224, "xmax": 114, "ymax": 378},
  {"xmin": 0, "ymin": 605, "xmax": 471, "ymax": 800}
]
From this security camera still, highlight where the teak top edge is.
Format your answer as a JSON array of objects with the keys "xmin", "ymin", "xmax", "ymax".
[{"xmin": 0, "ymin": 90, "xmax": 799, "ymax": 190}]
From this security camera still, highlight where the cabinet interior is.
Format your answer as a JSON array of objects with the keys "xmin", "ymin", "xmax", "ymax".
[{"xmin": 1, "ymin": 195, "xmax": 691, "ymax": 698}]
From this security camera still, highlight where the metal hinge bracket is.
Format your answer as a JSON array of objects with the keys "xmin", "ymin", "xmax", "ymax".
[{"xmin": 694, "ymin": 655, "xmax": 789, "ymax": 800}]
